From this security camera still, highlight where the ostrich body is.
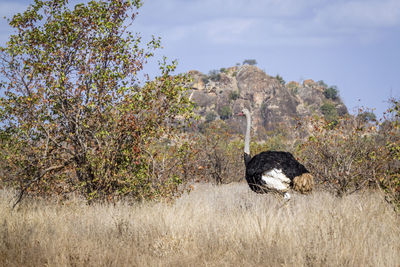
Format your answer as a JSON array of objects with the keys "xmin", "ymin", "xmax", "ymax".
[{"xmin": 239, "ymin": 108, "xmax": 313, "ymax": 199}]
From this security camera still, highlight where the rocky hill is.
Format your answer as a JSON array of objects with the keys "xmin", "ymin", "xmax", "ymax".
[{"xmin": 188, "ymin": 65, "xmax": 348, "ymax": 137}]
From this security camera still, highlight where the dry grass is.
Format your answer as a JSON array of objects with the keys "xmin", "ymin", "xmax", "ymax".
[{"xmin": 1, "ymin": 183, "xmax": 399, "ymax": 267}]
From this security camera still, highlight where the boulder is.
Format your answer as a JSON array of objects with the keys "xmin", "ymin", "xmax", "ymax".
[{"xmin": 188, "ymin": 65, "xmax": 349, "ymax": 137}]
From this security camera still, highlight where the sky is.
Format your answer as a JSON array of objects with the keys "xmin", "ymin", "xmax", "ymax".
[{"xmin": 1, "ymin": 0, "xmax": 399, "ymax": 117}]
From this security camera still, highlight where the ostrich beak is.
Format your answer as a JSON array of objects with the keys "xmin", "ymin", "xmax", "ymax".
[{"xmin": 236, "ymin": 112, "xmax": 245, "ymax": 117}]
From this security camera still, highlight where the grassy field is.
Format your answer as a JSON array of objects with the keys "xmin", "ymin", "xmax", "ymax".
[{"xmin": 1, "ymin": 183, "xmax": 399, "ymax": 267}]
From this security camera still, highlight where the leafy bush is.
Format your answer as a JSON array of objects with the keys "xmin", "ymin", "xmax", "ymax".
[
  {"xmin": 194, "ymin": 121, "xmax": 243, "ymax": 184},
  {"xmin": 229, "ymin": 91, "xmax": 240, "ymax": 101},
  {"xmin": 297, "ymin": 113, "xmax": 399, "ymax": 202},
  {"xmin": 324, "ymin": 86, "xmax": 339, "ymax": 100},
  {"xmin": 208, "ymin": 70, "xmax": 221, "ymax": 82},
  {"xmin": 320, "ymin": 103, "xmax": 339, "ymax": 122},
  {"xmin": 140, "ymin": 136, "xmax": 201, "ymax": 200},
  {"xmin": 201, "ymin": 76, "xmax": 209, "ymax": 84},
  {"xmin": 205, "ymin": 111, "xmax": 217, "ymax": 123},
  {"xmin": 219, "ymin": 106, "xmax": 232, "ymax": 120},
  {"xmin": 298, "ymin": 117, "xmax": 378, "ymax": 196},
  {"xmin": 256, "ymin": 127, "xmax": 290, "ymax": 152},
  {"xmin": 377, "ymin": 98, "xmax": 400, "ymax": 211}
]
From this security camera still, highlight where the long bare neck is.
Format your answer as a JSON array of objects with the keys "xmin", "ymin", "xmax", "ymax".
[{"xmin": 244, "ymin": 112, "xmax": 251, "ymax": 156}]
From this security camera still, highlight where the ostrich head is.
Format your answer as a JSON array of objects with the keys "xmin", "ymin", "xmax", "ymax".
[{"xmin": 237, "ymin": 108, "xmax": 251, "ymax": 118}]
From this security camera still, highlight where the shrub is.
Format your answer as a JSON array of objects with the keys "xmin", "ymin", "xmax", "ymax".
[
  {"xmin": 377, "ymin": 98, "xmax": 400, "ymax": 211},
  {"xmin": 297, "ymin": 117, "xmax": 377, "ymax": 196},
  {"xmin": 324, "ymin": 86, "xmax": 339, "ymax": 100},
  {"xmin": 141, "ymin": 136, "xmax": 200, "ymax": 199},
  {"xmin": 170, "ymin": 121, "xmax": 243, "ymax": 185},
  {"xmin": 201, "ymin": 76, "xmax": 209, "ymax": 84},
  {"xmin": 208, "ymin": 69, "xmax": 221, "ymax": 82},
  {"xmin": 287, "ymin": 82, "xmax": 299, "ymax": 94},
  {"xmin": 219, "ymin": 106, "xmax": 232, "ymax": 120},
  {"xmin": 252, "ymin": 132, "xmax": 289, "ymax": 153},
  {"xmin": 275, "ymin": 74, "xmax": 285, "ymax": 85},
  {"xmin": 320, "ymin": 103, "xmax": 339, "ymax": 122},
  {"xmin": 192, "ymin": 121, "xmax": 243, "ymax": 184},
  {"xmin": 229, "ymin": 91, "xmax": 240, "ymax": 101},
  {"xmin": 205, "ymin": 111, "xmax": 217, "ymax": 123},
  {"xmin": 297, "ymin": 114, "xmax": 399, "ymax": 200}
]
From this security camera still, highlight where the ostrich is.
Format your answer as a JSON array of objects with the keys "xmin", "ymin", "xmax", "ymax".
[{"xmin": 238, "ymin": 108, "xmax": 313, "ymax": 200}]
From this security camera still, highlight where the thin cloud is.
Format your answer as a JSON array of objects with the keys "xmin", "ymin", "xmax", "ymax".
[
  {"xmin": 315, "ymin": 0, "xmax": 400, "ymax": 28},
  {"xmin": 0, "ymin": 2, "xmax": 29, "ymax": 45},
  {"xmin": 205, "ymin": 18, "xmax": 257, "ymax": 44},
  {"xmin": 0, "ymin": 2, "xmax": 28, "ymax": 19},
  {"xmin": 136, "ymin": 0, "xmax": 399, "ymax": 47},
  {"xmin": 1, "ymin": 0, "xmax": 398, "ymax": 47}
]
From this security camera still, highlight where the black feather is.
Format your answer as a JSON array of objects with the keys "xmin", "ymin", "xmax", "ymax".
[{"xmin": 244, "ymin": 151, "xmax": 309, "ymax": 193}]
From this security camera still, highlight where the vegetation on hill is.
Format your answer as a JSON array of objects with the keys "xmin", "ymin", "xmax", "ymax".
[
  {"xmin": 320, "ymin": 102, "xmax": 339, "ymax": 122},
  {"xmin": 190, "ymin": 65, "xmax": 348, "ymax": 136},
  {"xmin": 243, "ymin": 59, "xmax": 257, "ymax": 65}
]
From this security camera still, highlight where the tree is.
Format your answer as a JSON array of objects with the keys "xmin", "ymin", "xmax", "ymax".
[
  {"xmin": 0, "ymin": 0, "xmax": 193, "ymax": 204},
  {"xmin": 324, "ymin": 86, "xmax": 339, "ymax": 100},
  {"xmin": 317, "ymin": 80, "xmax": 328, "ymax": 88},
  {"xmin": 208, "ymin": 69, "xmax": 221, "ymax": 81},
  {"xmin": 275, "ymin": 74, "xmax": 285, "ymax": 85},
  {"xmin": 243, "ymin": 59, "xmax": 257, "ymax": 66}
]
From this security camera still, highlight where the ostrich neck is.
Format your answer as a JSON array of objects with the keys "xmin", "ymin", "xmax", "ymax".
[{"xmin": 244, "ymin": 112, "xmax": 251, "ymax": 155}]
